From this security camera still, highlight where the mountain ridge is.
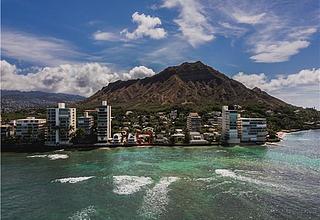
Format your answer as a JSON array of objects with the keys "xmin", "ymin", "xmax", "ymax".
[
  {"xmin": 82, "ymin": 61, "xmax": 289, "ymax": 111},
  {"xmin": 1, "ymin": 90, "xmax": 85, "ymax": 112}
]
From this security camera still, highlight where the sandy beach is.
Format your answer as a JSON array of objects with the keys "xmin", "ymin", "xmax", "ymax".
[{"xmin": 276, "ymin": 131, "xmax": 287, "ymax": 139}]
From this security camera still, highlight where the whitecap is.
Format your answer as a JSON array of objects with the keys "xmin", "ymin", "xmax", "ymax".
[
  {"xmin": 215, "ymin": 150, "xmax": 227, "ymax": 153},
  {"xmin": 215, "ymin": 169, "xmax": 289, "ymax": 190},
  {"xmin": 53, "ymin": 176, "xmax": 95, "ymax": 184},
  {"xmin": 139, "ymin": 177, "xmax": 179, "ymax": 219},
  {"xmin": 113, "ymin": 175, "xmax": 153, "ymax": 195},
  {"xmin": 47, "ymin": 154, "xmax": 69, "ymax": 160},
  {"xmin": 196, "ymin": 177, "xmax": 216, "ymax": 182},
  {"xmin": 215, "ymin": 169, "xmax": 237, "ymax": 178},
  {"xmin": 68, "ymin": 205, "xmax": 96, "ymax": 220},
  {"xmin": 27, "ymin": 154, "xmax": 48, "ymax": 158}
]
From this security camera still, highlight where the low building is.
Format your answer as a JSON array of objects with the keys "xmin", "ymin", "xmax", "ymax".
[
  {"xmin": 77, "ymin": 111, "xmax": 94, "ymax": 135},
  {"xmin": 16, "ymin": 117, "xmax": 46, "ymax": 142},
  {"xmin": 112, "ymin": 133, "xmax": 122, "ymax": 145},
  {"xmin": 187, "ymin": 113, "xmax": 202, "ymax": 132},
  {"xmin": 154, "ymin": 134, "xmax": 169, "ymax": 144},
  {"xmin": 1, "ymin": 124, "xmax": 15, "ymax": 140},
  {"xmin": 189, "ymin": 132, "xmax": 208, "ymax": 145},
  {"xmin": 239, "ymin": 118, "xmax": 267, "ymax": 143},
  {"xmin": 171, "ymin": 129, "xmax": 185, "ymax": 144},
  {"xmin": 127, "ymin": 133, "xmax": 137, "ymax": 145},
  {"xmin": 46, "ymin": 103, "xmax": 76, "ymax": 146}
]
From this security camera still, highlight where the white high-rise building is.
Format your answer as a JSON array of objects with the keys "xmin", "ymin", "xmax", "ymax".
[
  {"xmin": 16, "ymin": 117, "xmax": 46, "ymax": 142},
  {"xmin": 97, "ymin": 101, "xmax": 112, "ymax": 142},
  {"xmin": 239, "ymin": 118, "xmax": 267, "ymax": 143},
  {"xmin": 221, "ymin": 106, "xmax": 240, "ymax": 144},
  {"xmin": 46, "ymin": 103, "xmax": 76, "ymax": 146}
]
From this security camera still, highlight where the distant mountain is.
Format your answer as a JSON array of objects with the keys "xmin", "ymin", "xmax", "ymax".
[
  {"xmin": 1, "ymin": 90, "xmax": 85, "ymax": 112},
  {"xmin": 82, "ymin": 61, "xmax": 288, "ymax": 111}
]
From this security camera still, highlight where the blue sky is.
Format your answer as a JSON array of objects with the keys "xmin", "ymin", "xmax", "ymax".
[{"xmin": 1, "ymin": 0, "xmax": 320, "ymax": 108}]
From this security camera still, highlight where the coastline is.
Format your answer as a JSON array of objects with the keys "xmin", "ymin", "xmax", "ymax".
[
  {"xmin": 2, "ymin": 128, "xmax": 319, "ymax": 153},
  {"xmin": 1, "ymin": 142, "xmax": 265, "ymax": 153},
  {"xmin": 276, "ymin": 128, "xmax": 320, "ymax": 140}
]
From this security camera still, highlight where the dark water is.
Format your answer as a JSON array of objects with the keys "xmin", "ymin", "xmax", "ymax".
[{"xmin": 2, "ymin": 130, "xmax": 320, "ymax": 220}]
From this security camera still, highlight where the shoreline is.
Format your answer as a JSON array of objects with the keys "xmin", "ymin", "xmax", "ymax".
[
  {"xmin": 1, "ymin": 142, "xmax": 264, "ymax": 153},
  {"xmin": 276, "ymin": 128, "xmax": 320, "ymax": 140},
  {"xmin": 2, "ymin": 128, "xmax": 318, "ymax": 153}
]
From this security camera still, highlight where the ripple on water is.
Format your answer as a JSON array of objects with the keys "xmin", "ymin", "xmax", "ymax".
[
  {"xmin": 139, "ymin": 177, "xmax": 179, "ymax": 219},
  {"xmin": 113, "ymin": 175, "xmax": 153, "ymax": 195},
  {"xmin": 68, "ymin": 205, "xmax": 96, "ymax": 220}
]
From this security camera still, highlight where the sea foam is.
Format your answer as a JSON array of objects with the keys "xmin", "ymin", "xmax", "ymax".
[
  {"xmin": 113, "ymin": 175, "xmax": 153, "ymax": 195},
  {"xmin": 215, "ymin": 169, "xmax": 287, "ymax": 190},
  {"xmin": 27, "ymin": 154, "xmax": 48, "ymax": 158},
  {"xmin": 53, "ymin": 176, "xmax": 95, "ymax": 184},
  {"xmin": 68, "ymin": 205, "xmax": 96, "ymax": 220},
  {"xmin": 47, "ymin": 154, "xmax": 69, "ymax": 160},
  {"xmin": 139, "ymin": 177, "xmax": 179, "ymax": 219}
]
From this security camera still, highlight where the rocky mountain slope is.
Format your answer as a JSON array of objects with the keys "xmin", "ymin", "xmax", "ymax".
[{"xmin": 82, "ymin": 61, "xmax": 288, "ymax": 111}]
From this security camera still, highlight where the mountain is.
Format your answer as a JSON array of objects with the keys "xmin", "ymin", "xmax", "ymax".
[
  {"xmin": 82, "ymin": 61, "xmax": 288, "ymax": 111},
  {"xmin": 1, "ymin": 90, "xmax": 85, "ymax": 112}
]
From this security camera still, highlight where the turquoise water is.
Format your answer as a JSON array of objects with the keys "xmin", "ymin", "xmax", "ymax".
[{"xmin": 2, "ymin": 130, "xmax": 320, "ymax": 219}]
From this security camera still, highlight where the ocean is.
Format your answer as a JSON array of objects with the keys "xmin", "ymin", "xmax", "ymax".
[{"xmin": 1, "ymin": 129, "xmax": 320, "ymax": 219}]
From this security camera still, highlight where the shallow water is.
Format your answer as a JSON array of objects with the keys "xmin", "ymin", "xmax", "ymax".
[{"xmin": 2, "ymin": 130, "xmax": 320, "ymax": 219}]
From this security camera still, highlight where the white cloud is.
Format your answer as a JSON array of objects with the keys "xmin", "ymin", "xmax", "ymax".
[
  {"xmin": 1, "ymin": 60, "xmax": 155, "ymax": 97},
  {"xmin": 288, "ymin": 27, "xmax": 317, "ymax": 39},
  {"xmin": 245, "ymin": 11, "xmax": 317, "ymax": 63},
  {"xmin": 212, "ymin": 1, "xmax": 318, "ymax": 63},
  {"xmin": 93, "ymin": 31, "xmax": 119, "ymax": 41},
  {"xmin": 233, "ymin": 68, "xmax": 320, "ymax": 91},
  {"xmin": 233, "ymin": 72, "xmax": 268, "ymax": 90},
  {"xmin": 216, "ymin": 22, "xmax": 248, "ymax": 38},
  {"xmin": 123, "ymin": 66, "xmax": 155, "ymax": 80},
  {"xmin": 233, "ymin": 69, "xmax": 320, "ymax": 108},
  {"xmin": 121, "ymin": 12, "xmax": 167, "ymax": 40},
  {"xmin": 250, "ymin": 40, "xmax": 311, "ymax": 63},
  {"xmin": 231, "ymin": 11, "xmax": 265, "ymax": 24},
  {"xmin": 162, "ymin": 0, "xmax": 214, "ymax": 47},
  {"xmin": 1, "ymin": 30, "xmax": 84, "ymax": 66}
]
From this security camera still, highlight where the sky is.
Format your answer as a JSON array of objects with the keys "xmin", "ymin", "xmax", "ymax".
[{"xmin": 1, "ymin": 0, "xmax": 320, "ymax": 108}]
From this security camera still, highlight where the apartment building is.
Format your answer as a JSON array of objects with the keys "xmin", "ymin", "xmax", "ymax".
[
  {"xmin": 46, "ymin": 103, "xmax": 76, "ymax": 146},
  {"xmin": 239, "ymin": 118, "xmax": 267, "ymax": 143},
  {"xmin": 15, "ymin": 117, "xmax": 46, "ymax": 142},
  {"xmin": 97, "ymin": 101, "xmax": 112, "ymax": 142},
  {"xmin": 221, "ymin": 106, "xmax": 240, "ymax": 144},
  {"xmin": 187, "ymin": 112, "xmax": 202, "ymax": 132},
  {"xmin": 77, "ymin": 111, "xmax": 94, "ymax": 135}
]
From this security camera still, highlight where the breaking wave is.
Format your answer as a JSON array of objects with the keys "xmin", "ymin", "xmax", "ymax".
[
  {"xmin": 196, "ymin": 177, "xmax": 216, "ymax": 182},
  {"xmin": 47, "ymin": 154, "xmax": 69, "ymax": 160},
  {"xmin": 27, "ymin": 154, "xmax": 48, "ymax": 158},
  {"xmin": 28, "ymin": 154, "xmax": 69, "ymax": 160},
  {"xmin": 113, "ymin": 175, "xmax": 153, "ymax": 195},
  {"xmin": 53, "ymin": 176, "xmax": 95, "ymax": 184},
  {"xmin": 215, "ymin": 169, "xmax": 288, "ymax": 190},
  {"xmin": 68, "ymin": 205, "xmax": 96, "ymax": 220},
  {"xmin": 139, "ymin": 177, "xmax": 179, "ymax": 219}
]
